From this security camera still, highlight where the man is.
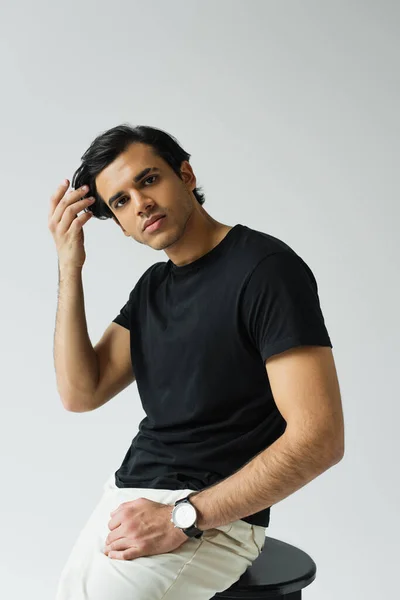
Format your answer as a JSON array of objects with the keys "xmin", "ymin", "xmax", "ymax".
[{"xmin": 49, "ymin": 124, "xmax": 344, "ymax": 600}]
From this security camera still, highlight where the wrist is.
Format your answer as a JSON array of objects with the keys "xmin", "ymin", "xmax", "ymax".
[
  {"xmin": 167, "ymin": 504, "xmax": 189, "ymax": 542},
  {"xmin": 169, "ymin": 494, "xmax": 204, "ymax": 539},
  {"xmin": 58, "ymin": 263, "xmax": 83, "ymax": 275}
]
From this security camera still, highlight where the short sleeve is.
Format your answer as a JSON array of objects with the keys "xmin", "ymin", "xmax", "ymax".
[
  {"xmin": 241, "ymin": 251, "xmax": 333, "ymax": 362},
  {"xmin": 112, "ymin": 298, "xmax": 131, "ymax": 330},
  {"xmin": 112, "ymin": 263, "xmax": 162, "ymax": 330}
]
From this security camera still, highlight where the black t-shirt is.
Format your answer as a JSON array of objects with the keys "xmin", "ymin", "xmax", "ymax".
[{"xmin": 112, "ymin": 224, "xmax": 333, "ymax": 527}]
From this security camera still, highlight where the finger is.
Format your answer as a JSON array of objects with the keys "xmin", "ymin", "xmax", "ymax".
[
  {"xmin": 56, "ymin": 210, "xmax": 91, "ymax": 240},
  {"xmin": 51, "ymin": 184, "xmax": 91, "ymax": 226},
  {"xmin": 106, "ymin": 535, "xmax": 127, "ymax": 551},
  {"xmin": 108, "ymin": 512, "xmax": 122, "ymax": 530},
  {"xmin": 105, "ymin": 524, "xmax": 124, "ymax": 547},
  {"xmin": 108, "ymin": 551, "xmax": 126, "ymax": 560},
  {"xmin": 57, "ymin": 200, "xmax": 94, "ymax": 235},
  {"xmin": 51, "ymin": 186, "xmax": 90, "ymax": 226},
  {"xmin": 115, "ymin": 547, "xmax": 143, "ymax": 560},
  {"xmin": 109, "ymin": 544, "xmax": 141, "ymax": 560},
  {"xmin": 48, "ymin": 180, "xmax": 70, "ymax": 220},
  {"xmin": 106, "ymin": 538, "xmax": 128, "ymax": 558}
]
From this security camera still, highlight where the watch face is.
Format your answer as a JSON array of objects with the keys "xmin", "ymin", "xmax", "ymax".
[{"xmin": 174, "ymin": 502, "xmax": 196, "ymax": 528}]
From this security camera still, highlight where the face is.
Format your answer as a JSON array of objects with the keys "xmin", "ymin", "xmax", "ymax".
[{"xmin": 95, "ymin": 142, "xmax": 197, "ymax": 250}]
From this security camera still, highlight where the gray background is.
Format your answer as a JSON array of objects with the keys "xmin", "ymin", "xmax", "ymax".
[{"xmin": 0, "ymin": 1, "xmax": 398, "ymax": 598}]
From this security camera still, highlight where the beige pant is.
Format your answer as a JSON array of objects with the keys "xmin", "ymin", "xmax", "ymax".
[{"xmin": 55, "ymin": 470, "xmax": 266, "ymax": 600}]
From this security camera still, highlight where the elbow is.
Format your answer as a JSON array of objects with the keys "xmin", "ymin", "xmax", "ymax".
[
  {"xmin": 63, "ymin": 403, "xmax": 87, "ymax": 413},
  {"xmin": 61, "ymin": 394, "xmax": 93, "ymax": 413},
  {"xmin": 330, "ymin": 423, "xmax": 345, "ymax": 464},
  {"xmin": 287, "ymin": 423, "xmax": 345, "ymax": 468},
  {"xmin": 332, "ymin": 438, "xmax": 345, "ymax": 463},
  {"xmin": 62, "ymin": 401, "xmax": 85, "ymax": 413},
  {"xmin": 321, "ymin": 433, "xmax": 345, "ymax": 467},
  {"xmin": 328, "ymin": 444, "xmax": 344, "ymax": 466},
  {"xmin": 315, "ymin": 419, "xmax": 345, "ymax": 467}
]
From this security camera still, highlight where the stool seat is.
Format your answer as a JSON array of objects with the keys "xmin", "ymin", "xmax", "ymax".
[{"xmin": 212, "ymin": 536, "xmax": 316, "ymax": 599}]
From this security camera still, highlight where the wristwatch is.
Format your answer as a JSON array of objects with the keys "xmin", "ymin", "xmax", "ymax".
[{"xmin": 170, "ymin": 492, "xmax": 203, "ymax": 539}]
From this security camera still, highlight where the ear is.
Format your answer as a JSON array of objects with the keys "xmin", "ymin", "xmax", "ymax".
[{"xmin": 180, "ymin": 160, "xmax": 197, "ymax": 192}]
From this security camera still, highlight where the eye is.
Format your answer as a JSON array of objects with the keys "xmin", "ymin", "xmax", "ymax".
[
  {"xmin": 143, "ymin": 175, "xmax": 158, "ymax": 186},
  {"xmin": 114, "ymin": 175, "xmax": 158, "ymax": 209},
  {"xmin": 115, "ymin": 197, "xmax": 127, "ymax": 209}
]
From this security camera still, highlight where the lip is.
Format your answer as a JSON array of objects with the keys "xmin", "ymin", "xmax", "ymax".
[{"xmin": 144, "ymin": 215, "xmax": 166, "ymax": 232}]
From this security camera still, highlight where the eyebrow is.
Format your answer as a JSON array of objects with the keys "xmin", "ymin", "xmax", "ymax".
[{"xmin": 108, "ymin": 167, "xmax": 160, "ymax": 207}]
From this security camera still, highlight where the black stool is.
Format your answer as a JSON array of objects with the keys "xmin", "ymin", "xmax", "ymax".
[{"xmin": 211, "ymin": 536, "xmax": 316, "ymax": 599}]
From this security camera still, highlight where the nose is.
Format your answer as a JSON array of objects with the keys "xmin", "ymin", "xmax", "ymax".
[{"xmin": 130, "ymin": 189, "xmax": 156, "ymax": 214}]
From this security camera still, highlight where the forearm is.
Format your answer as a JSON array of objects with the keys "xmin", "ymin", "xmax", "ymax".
[
  {"xmin": 54, "ymin": 264, "xmax": 99, "ymax": 411},
  {"xmin": 190, "ymin": 428, "xmax": 342, "ymax": 530}
]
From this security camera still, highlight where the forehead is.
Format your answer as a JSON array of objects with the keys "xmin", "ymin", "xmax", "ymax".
[{"xmin": 95, "ymin": 142, "xmax": 163, "ymax": 194}]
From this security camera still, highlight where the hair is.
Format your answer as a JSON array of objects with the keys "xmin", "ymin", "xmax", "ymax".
[{"xmin": 71, "ymin": 124, "xmax": 205, "ymax": 220}]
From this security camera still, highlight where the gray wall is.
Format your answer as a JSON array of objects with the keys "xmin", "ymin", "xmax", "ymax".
[{"xmin": 0, "ymin": 1, "xmax": 398, "ymax": 598}]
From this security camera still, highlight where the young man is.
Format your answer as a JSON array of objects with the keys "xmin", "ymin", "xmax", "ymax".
[{"xmin": 49, "ymin": 124, "xmax": 344, "ymax": 600}]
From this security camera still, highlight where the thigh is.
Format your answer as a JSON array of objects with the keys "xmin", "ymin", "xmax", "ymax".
[
  {"xmin": 160, "ymin": 519, "xmax": 266, "ymax": 600},
  {"xmin": 55, "ymin": 475, "xmax": 265, "ymax": 600}
]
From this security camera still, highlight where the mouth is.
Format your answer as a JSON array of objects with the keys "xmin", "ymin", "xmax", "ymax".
[{"xmin": 144, "ymin": 215, "xmax": 166, "ymax": 232}]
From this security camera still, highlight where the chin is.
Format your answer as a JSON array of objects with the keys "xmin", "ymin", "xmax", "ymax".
[{"xmin": 155, "ymin": 230, "xmax": 181, "ymax": 251}]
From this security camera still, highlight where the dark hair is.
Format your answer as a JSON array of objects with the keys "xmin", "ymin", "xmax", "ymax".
[{"xmin": 71, "ymin": 124, "xmax": 205, "ymax": 220}]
